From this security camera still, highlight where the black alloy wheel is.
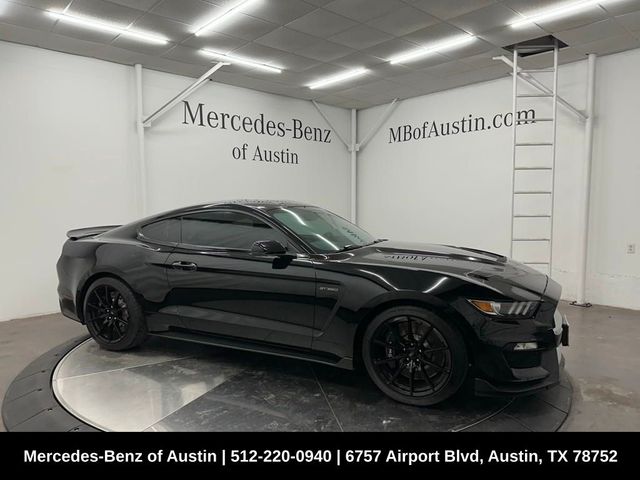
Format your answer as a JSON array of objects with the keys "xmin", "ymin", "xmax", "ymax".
[
  {"xmin": 83, "ymin": 277, "xmax": 148, "ymax": 351},
  {"xmin": 363, "ymin": 306, "xmax": 468, "ymax": 406},
  {"xmin": 86, "ymin": 284, "xmax": 130, "ymax": 343}
]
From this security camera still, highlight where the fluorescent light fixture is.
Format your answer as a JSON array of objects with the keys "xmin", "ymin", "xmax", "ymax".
[
  {"xmin": 46, "ymin": 11, "xmax": 168, "ymax": 44},
  {"xmin": 511, "ymin": 0, "xmax": 618, "ymax": 28},
  {"xmin": 307, "ymin": 68, "xmax": 368, "ymax": 90},
  {"xmin": 389, "ymin": 35, "xmax": 475, "ymax": 65},
  {"xmin": 195, "ymin": 0, "xmax": 258, "ymax": 36},
  {"xmin": 200, "ymin": 49, "xmax": 281, "ymax": 73}
]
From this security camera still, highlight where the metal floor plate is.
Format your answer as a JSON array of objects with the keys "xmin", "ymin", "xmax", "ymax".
[{"xmin": 4, "ymin": 335, "xmax": 573, "ymax": 432}]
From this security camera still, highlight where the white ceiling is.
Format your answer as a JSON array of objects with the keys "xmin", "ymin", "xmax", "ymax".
[{"xmin": 1, "ymin": 0, "xmax": 639, "ymax": 108}]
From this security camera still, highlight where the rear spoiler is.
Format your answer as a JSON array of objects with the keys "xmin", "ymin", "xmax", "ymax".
[{"xmin": 66, "ymin": 225, "xmax": 121, "ymax": 240}]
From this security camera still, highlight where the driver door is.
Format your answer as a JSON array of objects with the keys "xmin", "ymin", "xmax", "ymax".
[{"xmin": 165, "ymin": 209, "xmax": 317, "ymax": 349}]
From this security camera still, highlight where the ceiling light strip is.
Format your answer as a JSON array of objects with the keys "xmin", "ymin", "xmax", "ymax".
[
  {"xmin": 511, "ymin": 0, "xmax": 619, "ymax": 28},
  {"xmin": 200, "ymin": 49, "xmax": 282, "ymax": 73},
  {"xmin": 195, "ymin": 0, "xmax": 258, "ymax": 37},
  {"xmin": 389, "ymin": 35, "xmax": 475, "ymax": 65},
  {"xmin": 46, "ymin": 11, "xmax": 168, "ymax": 44},
  {"xmin": 308, "ymin": 68, "xmax": 368, "ymax": 90}
]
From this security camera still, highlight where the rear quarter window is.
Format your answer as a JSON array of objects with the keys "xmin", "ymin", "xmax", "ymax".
[{"xmin": 140, "ymin": 219, "xmax": 180, "ymax": 244}]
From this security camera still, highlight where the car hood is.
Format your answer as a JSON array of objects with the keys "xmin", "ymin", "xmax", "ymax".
[{"xmin": 337, "ymin": 240, "xmax": 551, "ymax": 298}]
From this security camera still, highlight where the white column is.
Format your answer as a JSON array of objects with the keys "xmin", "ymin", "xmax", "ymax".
[
  {"xmin": 134, "ymin": 64, "xmax": 147, "ymax": 216},
  {"xmin": 575, "ymin": 53, "xmax": 597, "ymax": 306},
  {"xmin": 350, "ymin": 108, "xmax": 357, "ymax": 223}
]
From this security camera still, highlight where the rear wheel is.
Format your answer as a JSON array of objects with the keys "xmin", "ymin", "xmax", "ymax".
[
  {"xmin": 362, "ymin": 306, "xmax": 468, "ymax": 406},
  {"xmin": 83, "ymin": 277, "xmax": 148, "ymax": 351}
]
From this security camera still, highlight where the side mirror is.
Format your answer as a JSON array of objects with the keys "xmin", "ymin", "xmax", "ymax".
[{"xmin": 251, "ymin": 240, "xmax": 287, "ymax": 256}]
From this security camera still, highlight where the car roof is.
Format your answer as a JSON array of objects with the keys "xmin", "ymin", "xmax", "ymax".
[
  {"xmin": 207, "ymin": 199, "xmax": 312, "ymax": 208},
  {"xmin": 148, "ymin": 200, "xmax": 315, "ymax": 221}
]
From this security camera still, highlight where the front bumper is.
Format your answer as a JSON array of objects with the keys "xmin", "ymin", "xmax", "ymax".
[
  {"xmin": 473, "ymin": 309, "xmax": 569, "ymax": 397},
  {"xmin": 475, "ymin": 350, "xmax": 565, "ymax": 396}
]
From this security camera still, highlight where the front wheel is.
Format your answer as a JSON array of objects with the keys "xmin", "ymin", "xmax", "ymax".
[
  {"xmin": 83, "ymin": 277, "xmax": 148, "ymax": 351},
  {"xmin": 362, "ymin": 306, "xmax": 468, "ymax": 406}
]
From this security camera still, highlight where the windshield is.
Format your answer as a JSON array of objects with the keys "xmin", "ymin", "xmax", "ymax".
[{"xmin": 270, "ymin": 206, "xmax": 377, "ymax": 254}]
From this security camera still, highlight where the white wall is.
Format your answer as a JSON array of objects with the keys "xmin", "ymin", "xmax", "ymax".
[
  {"xmin": 142, "ymin": 69, "xmax": 350, "ymax": 216},
  {"xmin": 1, "ymin": 39, "xmax": 638, "ymax": 320},
  {"xmin": 588, "ymin": 48, "xmax": 640, "ymax": 308},
  {"xmin": 0, "ymin": 41, "xmax": 351, "ymax": 321},
  {"xmin": 0, "ymin": 42, "xmax": 137, "ymax": 321},
  {"xmin": 358, "ymin": 48, "xmax": 640, "ymax": 310}
]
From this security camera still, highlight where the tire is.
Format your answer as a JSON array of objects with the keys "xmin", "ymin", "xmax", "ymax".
[
  {"xmin": 362, "ymin": 306, "xmax": 468, "ymax": 406},
  {"xmin": 82, "ymin": 277, "xmax": 148, "ymax": 351}
]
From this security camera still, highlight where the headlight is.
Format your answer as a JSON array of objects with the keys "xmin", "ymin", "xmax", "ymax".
[{"xmin": 468, "ymin": 299, "xmax": 539, "ymax": 318}]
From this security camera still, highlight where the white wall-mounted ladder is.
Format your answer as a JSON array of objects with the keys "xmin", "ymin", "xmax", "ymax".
[{"xmin": 509, "ymin": 43, "xmax": 559, "ymax": 277}]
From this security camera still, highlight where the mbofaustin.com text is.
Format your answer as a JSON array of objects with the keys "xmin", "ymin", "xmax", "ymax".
[{"xmin": 389, "ymin": 109, "xmax": 537, "ymax": 143}]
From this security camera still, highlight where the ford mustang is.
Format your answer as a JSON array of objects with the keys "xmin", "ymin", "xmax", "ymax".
[{"xmin": 56, "ymin": 200, "xmax": 569, "ymax": 406}]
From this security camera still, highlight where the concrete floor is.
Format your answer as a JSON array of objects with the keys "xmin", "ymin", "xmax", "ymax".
[
  {"xmin": 558, "ymin": 302, "xmax": 640, "ymax": 431},
  {"xmin": 1, "ymin": 301, "xmax": 639, "ymax": 431}
]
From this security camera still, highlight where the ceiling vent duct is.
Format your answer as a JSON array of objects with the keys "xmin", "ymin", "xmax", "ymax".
[{"xmin": 503, "ymin": 35, "xmax": 568, "ymax": 57}]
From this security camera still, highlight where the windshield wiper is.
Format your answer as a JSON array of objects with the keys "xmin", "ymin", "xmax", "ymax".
[
  {"xmin": 337, "ymin": 244, "xmax": 363, "ymax": 252},
  {"xmin": 338, "ymin": 239, "xmax": 386, "ymax": 252}
]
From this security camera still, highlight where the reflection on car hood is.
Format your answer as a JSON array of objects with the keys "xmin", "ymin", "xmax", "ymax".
[{"xmin": 338, "ymin": 240, "xmax": 550, "ymax": 297}]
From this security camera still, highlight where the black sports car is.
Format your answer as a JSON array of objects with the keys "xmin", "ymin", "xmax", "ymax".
[{"xmin": 57, "ymin": 200, "xmax": 568, "ymax": 406}]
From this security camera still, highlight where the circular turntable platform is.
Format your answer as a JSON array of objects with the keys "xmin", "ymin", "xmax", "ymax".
[{"xmin": 3, "ymin": 335, "xmax": 572, "ymax": 431}]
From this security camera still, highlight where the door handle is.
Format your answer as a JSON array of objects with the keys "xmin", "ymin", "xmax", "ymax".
[{"xmin": 171, "ymin": 261, "xmax": 198, "ymax": 271}]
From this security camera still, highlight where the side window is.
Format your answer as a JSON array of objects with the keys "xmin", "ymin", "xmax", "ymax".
[
  {"xmin": 181, "ymin": 211, "xmax": 291, "ymax": 250},
  {"xmin": 140, "ymin": 218, "xmax": 180, "ymax": 244}
]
